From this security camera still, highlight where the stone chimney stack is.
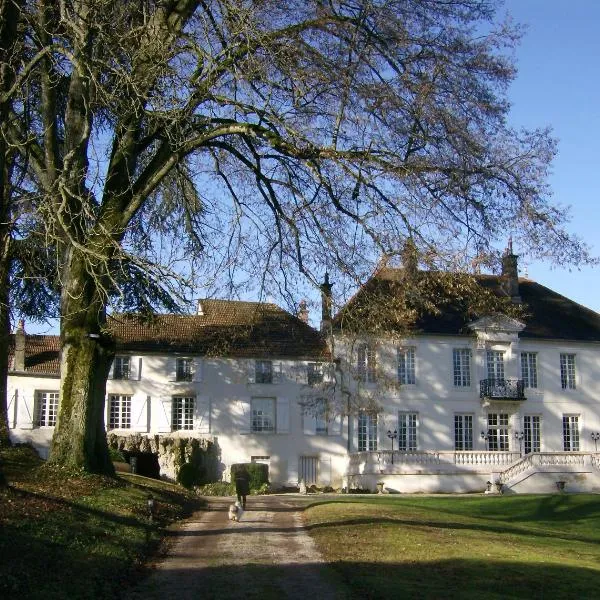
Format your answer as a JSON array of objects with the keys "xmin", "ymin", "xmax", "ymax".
[
  {"xmin": 297, "ymin": 300, "xmax": 309, "ymax": 324},
  {"xmin": 320, "ymin": 272, "xmax": 333, "ymax": 333},
  {"xmin": 501, "ymin": 238, "xmax": 521, "ymax": 303},
  {"xmin": 15, "ymin": 319, "xmax": 25, "ymax": 371}
]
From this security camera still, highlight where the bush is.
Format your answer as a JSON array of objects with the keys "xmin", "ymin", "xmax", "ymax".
[
  {"xmin": 109, "ymin": 447, "xmax": 126, "ymax": 463},
  {"xmin": 231, "ymin": 463, "xmax": 268, "ymax": 490},
  {"xmin": 195, "ymin": 481, "xmax": 236, "ymax": 496},
  {"xmin": 177, "ymin": 462, "xmax": 206, "ymax": 489}
]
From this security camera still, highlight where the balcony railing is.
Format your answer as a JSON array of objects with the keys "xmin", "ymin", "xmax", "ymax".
[{"xmin": 479, "ymin": 378, "xmax": 525, "ymax": 400}]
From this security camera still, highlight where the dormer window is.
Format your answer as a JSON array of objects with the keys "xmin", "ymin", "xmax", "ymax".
[
  {"xmin": 113, "ymin": 356, "xmax": 131, "ymax": 380},
  {"xmin": 307, "ymin": 362, "xmax": 324, "ymax": 385},
  {"xmin": 255, "ymin": 360, "xmax": 273, "ymax": 384},
  {"xmin": 176, "ymin": 358, "xmax": 193, "ymax": 382}
]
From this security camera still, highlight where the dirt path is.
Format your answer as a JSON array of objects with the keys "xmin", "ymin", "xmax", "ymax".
[{"xmin": 125, "ymin": 495, "xmax": 348, "ymax": 600}]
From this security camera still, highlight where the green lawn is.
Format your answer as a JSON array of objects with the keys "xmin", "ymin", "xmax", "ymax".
[
  {"xmin": 304, "ymin": 495, "xmax": 600, "ymax": 599},
  {"xmin": 0, "ymin": 445, "xmax": 204, "ymax": 600}
]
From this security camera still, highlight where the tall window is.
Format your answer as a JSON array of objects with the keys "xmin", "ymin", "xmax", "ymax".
[
  {"xmin": 397, "ymin": 347, "xmax": 416, "ymax": 385},
  {"xmin": 314, "ymin": 398, "xmax": 328, "ymax": 435},
  {"xmin": 453, "ymin": 348, "xmax": 471, "ymax": 387},
  {"xmin": 560, "ymin": 354, "xmax": 576, "ymax": 390},
  {"xmin": 176, "ymin": 358, "xmax": 193, "ymax": 382},
  {"xmin": 523, "ymin": 415, "xmax": 541, "ymax": 453},
  {"xmin": 172, "ymin": 396, "xmax": 195, "ymax": 430},
  {"xmin": 521, "ymin": 353, "xmax": 538, "ymax": 389},
  {"xmin": 357, "ymin": 344, "xmax": 376, "ymax": 383},
  {"xmin": 113, "ymin": 356, "xmax": 131, "ymax": 380},
  {"xmin": 562, "ymin": 415, "xmax": 580, "ymax": 451},
  {"xmin": 358, "ymin": 412, "xmax": 377, "ymax": 451},
  {"xmin": 255, "ymin": 360, "xmax": 273, "ymax": 384},
  {"xmin": 251, "ymin": 397, "xmax": 275, "ymax": 432},
  {"xmin": 398, "ymin": 412, "xmax": 418, "ymax": 451},
  {"xmin": 109, "ymin": 395, "xmax": 131, "ymax": 429},
  {"xmin": 36, "ymin": 392, "xmax": 59, "ymax": 427},
  {"xmin": 307, "ymin": 362, "xmax": 324, "ymax": 385},
  {"xmin": 487, "ymin": 413, "xmax": 509, "ymax": 451},
  {"xmin": 454, "ymin": 414, "xmax": 473, "ymax": 450},
  {"xmin": 486, "ymin": 350, "xmax": 505, "ymax": 382}
]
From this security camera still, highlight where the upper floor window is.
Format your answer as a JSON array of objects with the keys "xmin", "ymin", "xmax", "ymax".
[
  {"xmin": 251, "ymin": 397, "xmax": 275, "ymax": 432},
  {"xmin": 486, "ymin": 350, "xmax": 505, "ymax": 382},
  {"xmin": 397, "ymin": 347, "xmax": 416, "ymax": 385},
  {"xmin": 357, "ymin": 344, "xmax": 376, "ymax": 383},
  {"xmin": 36, "ymin": 391, "xmax": 59, "ymax": 427},
  {"xmin": 560, "ymin": 354, "xmax": 576, "ymax": 390},
  {"xmin": 176, "ymin": 358, "xmax": 193, "ymax": 382},
  {"xmin": 113, "ymin": 356, "xmax": 131, "ymax": 380},
  {"xmin": 307, "ymin": 362, "xmax": 324, "ymax": 385},
  {"xmin": 453, "ymin": 348, "xmax": 471, "ymax": 387},
  {"xmin": 255, "ymin": 360, "xmax": 273, "ymax": 384},
  {"xmin": 172, "ymin": 396, "xmax": 195, "ymax": 430},
  {"xmin": 521, "ymin": 352, "xmax": 538, "ymax": 389},
  {"xmin": 314, "ymin": 398, "xmax": 329, "ymax": 435},
  {"xmin": 109, "ymin": 394, "xmax": 131, "ymax": 429}
]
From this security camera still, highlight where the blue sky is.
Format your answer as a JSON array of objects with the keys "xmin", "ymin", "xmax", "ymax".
[{"xmin": 503, "ymin": 0, "xmax": 599, "ymax": 312}]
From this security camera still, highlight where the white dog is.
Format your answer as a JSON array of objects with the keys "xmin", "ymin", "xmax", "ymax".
[{"xmin": 228, "ymin": 501, "xmax": 244, "ymax": 522}]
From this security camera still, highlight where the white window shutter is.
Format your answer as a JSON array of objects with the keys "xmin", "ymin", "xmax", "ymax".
[
  {"xmin": 303, "ymin": 409, "xmax": 316, "ymax": 435},
  {"xmin": 328, "ymin": 413, "xmax": 342, "ymax": 436},
  {"xmin": 319, "ymin": 456, "xmax": 332, "ymax": 485},
  {"xmin": 238, "ymin": 399, "xmax": 251, "ymax": 433},
  {"xmin": 158, "ymin": 396, "xmax": 172, "ymax": 432},
  {"xmin": 20, "ymin": 391, "xmax": 34, "ymax": 429},
  {"xmin": 195, "ymin": 397, "xmax": 211, "ymax": 433},
  {"xmin": 132, "ymin": 393, "xmax": 147, "ymax": 431},
  {"xmin": 108, "ymin": 358, "xmax": 115, "ymax": 379},
  {"xmin": 247, "ymin": 360, "xmax": 256, "ymax": 384},
  {"xmin": 276, "ymin": 397, "xmax": 290, "ymax": 433},
  {"xmin": 129, "ymin": 357, "xmax": 139, "ymax": 381},
  {"xmin": 272, "ymin": 361, "xmax": 283, "ymax": 384},
  {"xmin": 193, "ymin": 358, "xmax": 203, "ymax": 382},
  {"xmin": 288, "ymin": 457, "xmax": 299, "ymax": 485},
  {"xmin": 168, "ymin": 358, "xmax": 177, "ymax": 382}
]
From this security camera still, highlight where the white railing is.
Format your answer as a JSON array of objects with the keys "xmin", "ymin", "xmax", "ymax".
[{"xmin": 500, "ymin": 452, "xmax": 595, "ymax": 484}]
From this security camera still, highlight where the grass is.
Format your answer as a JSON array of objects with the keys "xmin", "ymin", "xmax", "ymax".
[
  {"xmin": 0, "ymin": 444, "xmax": 204, "ymax": 600},
  {"xmin": 304, "ymin": 494, "xmax": 600, "ymax": 599}
]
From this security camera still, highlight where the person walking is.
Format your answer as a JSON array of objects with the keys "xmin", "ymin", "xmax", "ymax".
[{"xmin": 235, "ymin": 468, "xmax": 250, "ymax": 509}]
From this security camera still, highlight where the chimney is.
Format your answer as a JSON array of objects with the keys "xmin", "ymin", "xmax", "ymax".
[
  {"xmin": 297, "ymin": 300, "xmax": 309, "ymax": 324},
  {"xmin": 197, "ymin": 300, "xmax": 204, "ymax": 316},
  {"xmin": 15, "ymin": 319, "xmax": 25, "ymax": 371},
  {"xmin": 501, "ymin": 238, "xmax": 521, "ymax": 303},
  {"xmin": 320, "ymin": 272, "xmax": 333, "ymax": 332}
]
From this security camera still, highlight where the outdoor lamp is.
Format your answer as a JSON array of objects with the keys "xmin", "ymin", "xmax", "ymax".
[
  {"xmin": 591, "ymin": 432, "xmax": 600, "ymax": 452},
  {"xmin": 147, "ymin": 495, "xmax": 155, "ymax": 520},
  {"xmin": 387, "ymin": 429, "xmax": 398, "ymax": 464}
]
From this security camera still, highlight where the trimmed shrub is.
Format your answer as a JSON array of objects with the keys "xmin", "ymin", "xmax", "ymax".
[
  {"xmin": 177, "ymin": 462, "xmax": 205, "ymax": 489},
  {"xmin": 195, "ymin": 481, "xmax": 236, "ymax": 496},
  {"xmin": 231, "ymin": 462, "xmax": 269, "ymax": 490}
]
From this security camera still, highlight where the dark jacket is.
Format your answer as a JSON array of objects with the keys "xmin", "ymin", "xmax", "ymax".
[{"xmin": 235, "ymin": 474, "xmax": 250, "ymax": 496}]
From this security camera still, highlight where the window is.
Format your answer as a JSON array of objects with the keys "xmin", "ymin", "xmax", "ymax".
[
  {"xmin": 560, "ymin": 354, "xmax": 576, "ymax": 390},
  {"xmin": 486, "ymin": 350, "xmax": 505, "ymax": 382},
  {"xmin": 176, "ymin": 358, "xmax": 193, "ymax": 382},
  {"xmin": 113, "ymin": 356, "xmax": 131, "ymax": 380},
  {"xmin": 562, "ymin": 415, "xmax": 579, "ymax": 451},
  {"xmin": 307, "ymin": 362, "xmax": 324, "ymax": 385},
  {"xmin": 172, "ymin": 396, "xmax": 195, "ymax": 430},
  {"xmin": 357, "ymin": 344, "xmax": 376, "ymax": 383},
  {"xmin": 314, "ymin": 398, "xmax": 328, "ymax": 435},
  {"xmin": 358, "ymin": 412, "xmax": 377, "ymax": 451},
  {"xmin": 523, "ymin": 415, "xmax": 541, "ymax": 453},
  {"xmin": 398, "ymin": 412, "xmax": 418, "ymax": 451},
  {"xmin": 453, "ymin": 349, "xmax": 471, "ymax": 387},
  {"xmin": 397, "ymin": 347, "xmax": 416, "ymax": 385},
  {"xmin": 487, "ymin": 413, "xmax": 509, "ymax": 451},
  {"xmin": 255, "ymin": 360, "xmax": 273, "ymax": 384},
  {"xmin": 251, "ymin": 397, "xmax": 275, "ymax": 432},
  {"xmin": 36, "ymin": 391, "xmax": 59, "ymax": 427},
  {"xmin": 454, "ymin": 414, "xmax": 473, "ymax": 450},
  {"xmin": 521, "ymin": 353, "xmax": 538, "ymax": 389},
  {"xmin": 108, "ymin": 394, "xmax": 131, "ymax": 429}
]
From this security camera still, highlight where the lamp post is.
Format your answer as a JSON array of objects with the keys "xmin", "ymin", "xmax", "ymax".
[
  {"xmin": 481, "ymin": 431, "xmax": 490, "ymax": 451},
  {"xmin": 514, "ymin": 431, "xmax": 524, "ymax": 456},
  {"xmin": 591, "ymin": 432, "xmax": 600, "ymax": 452},
  {"xmin": 387, "ymin": 429, "xmax": 398, "ymax": 464}
]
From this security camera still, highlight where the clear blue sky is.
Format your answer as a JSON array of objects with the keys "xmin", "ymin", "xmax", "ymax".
[{"xmin": 504, "ymin": 0, "xmax": 599, "ymax": 312}]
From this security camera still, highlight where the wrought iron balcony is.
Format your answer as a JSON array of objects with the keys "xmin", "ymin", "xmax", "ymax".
[{"xmin": 479, "ymin": 378, "xmax": 526, "ymax": 401}]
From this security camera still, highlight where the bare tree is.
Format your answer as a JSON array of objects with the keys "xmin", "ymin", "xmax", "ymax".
[{"xmin": 5, "ymin": 0, "xmax": 594, "ymax": 472}]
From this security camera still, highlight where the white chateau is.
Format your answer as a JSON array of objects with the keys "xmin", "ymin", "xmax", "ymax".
[{"xmin": 7, "ymin": 249, "xmax": 600, "ymax": 494}]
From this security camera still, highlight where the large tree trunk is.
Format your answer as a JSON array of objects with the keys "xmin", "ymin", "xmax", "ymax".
[
  {"xmin": 0, "ymin": 257, "xmax": 11, "ymax": 449},
  {"xmin": 49, "ymin": 247, "xmax": 114, "ymax": 474}
]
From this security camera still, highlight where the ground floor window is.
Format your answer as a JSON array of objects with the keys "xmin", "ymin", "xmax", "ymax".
[
  {"xmin": 454, "ymin": 414, "xmax": 473, "ymax": 450},
  {"xmin": 108, "ymin": 394, "xmax": 132, "ymax": 429},
  {"xmin": 562, "ymin": 415, "xmax": 580, "ymax": 451},
  {"xmin": 398, "ymin": 412, "xmax": 418, "ymax": 451},
  {"xmin": 358, "ymin": 412, "xmax": 377, "ymax": 451},
  {"xmin": 36, "ymin": 391, "xmax": 59, "ymax": 427},
  {"xmin": 172, "ymin": 396, "xmax": 195, "ymax": 431},
  {"xmin": 487, "ymin": 413, "xmax": 509, "ymax": 451},
  {"xmin": 523, "ymin": 415, "xmax": 541, "ymax": 453},
  {"xmin": 251, "ymin": 397, "xmax": 275, "ymax": 433}
]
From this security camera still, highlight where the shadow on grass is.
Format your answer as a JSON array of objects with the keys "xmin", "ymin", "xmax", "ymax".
[{"xmin": 123, "ymin": 558, "xmax": 599, "ymax": 600}]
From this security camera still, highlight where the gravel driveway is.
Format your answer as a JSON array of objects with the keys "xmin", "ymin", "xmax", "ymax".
[{"xmin": 125, "ymin": 495, "xmax": 348, "ymax": 600}]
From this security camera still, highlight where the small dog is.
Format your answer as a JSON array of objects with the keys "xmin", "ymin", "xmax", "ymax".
[{"xmin": 228, "ymin": 500, "xmax": 244, "ymax": 522}]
